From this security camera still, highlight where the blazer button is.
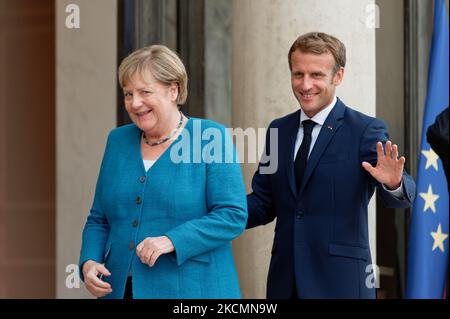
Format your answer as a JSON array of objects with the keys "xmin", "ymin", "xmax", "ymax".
[
  {"xmin": 129, "ymin": 242, "xmax": 135, "ymax": 250},
  {"xmin": 132, "ymin": 220, "xmax": 139, "ymax": 228},
  {"xmin": 139, "ymin": 176, "xmax": 146, "ymax": 183},
  {"xmin": 135, "ymin": 196, "xmax": 142, "ymax": 204}
]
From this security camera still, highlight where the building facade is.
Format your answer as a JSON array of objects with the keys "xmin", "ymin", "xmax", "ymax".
[{"xmin": 0, "ymin": 0, "xmax": 443, "ymax": 298}]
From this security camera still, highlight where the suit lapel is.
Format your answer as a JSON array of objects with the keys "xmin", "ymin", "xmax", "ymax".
[{"xmin": 298, "ymin": 99, "xmax": 346, "ymax": 194}]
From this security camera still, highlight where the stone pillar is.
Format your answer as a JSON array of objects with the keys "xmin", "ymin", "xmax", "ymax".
[
  {"xmin": 231, "ymin": 0, "xmax": 376, "ymax": 298},
  {"xmin": 56, "ymin": 0, "xmax": 117, "ymax": 298},
  {"xmin": 205, "ymin": 0, "xmax": 232, "ymax": 127}
]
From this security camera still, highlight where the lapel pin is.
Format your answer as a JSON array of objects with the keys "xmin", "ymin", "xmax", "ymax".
[{"xmin": 327, "ymin": 125, "xmax": 333, "ymax": 130}]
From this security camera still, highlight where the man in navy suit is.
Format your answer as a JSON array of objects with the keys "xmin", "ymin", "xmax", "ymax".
[{"xmin": 246, "ymin": 32, "xmax": 416, "ymax": 299}]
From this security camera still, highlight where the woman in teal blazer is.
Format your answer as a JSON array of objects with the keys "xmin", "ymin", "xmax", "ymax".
[{"xmin": 79, "ymin": 45, "xmax": 247, "ymax": 299}]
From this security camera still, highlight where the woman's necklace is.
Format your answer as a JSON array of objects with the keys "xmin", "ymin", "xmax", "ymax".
[{"xmin": 142, "ymin": 111, "xmax": 184, "ymax": 147}]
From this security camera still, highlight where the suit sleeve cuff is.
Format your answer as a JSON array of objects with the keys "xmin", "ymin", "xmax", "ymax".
[{"xmin": 382, "ymin": 180, "xmax": 404, "ymax": 199}]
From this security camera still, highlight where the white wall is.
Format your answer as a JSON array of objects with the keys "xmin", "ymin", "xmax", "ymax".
[{"xmin": 56, "ymin": 0, "xmax": 117, "ymax": 298}]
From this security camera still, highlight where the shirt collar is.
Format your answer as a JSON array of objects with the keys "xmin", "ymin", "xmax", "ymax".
[{"xmin": 299, "ymin": 96, "xmax": 337, "ymax": 127}]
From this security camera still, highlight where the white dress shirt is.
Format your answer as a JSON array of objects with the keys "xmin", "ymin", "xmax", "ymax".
[
  {"xmin": 293, "ymin": 96, "xmax": 337, "ymax": 160},
  {"xmin": 293, "ymin": 96, "xmax": 403, "ymax": 196},
  {"xmin": 143, "ymin": 159, "xmax": 156, "ymax": 172}
]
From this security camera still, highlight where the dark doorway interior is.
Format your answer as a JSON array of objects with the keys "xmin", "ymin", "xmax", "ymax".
[
  {"xmin": 0, "ymin": 0, "xmax": 55, "ymax": 298},
  {"xmin": 117, "ymin": 0, "xmax": 205, "ymax": 127}
]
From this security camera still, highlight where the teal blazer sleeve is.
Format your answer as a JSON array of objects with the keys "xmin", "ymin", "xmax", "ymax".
[
  {"xmin": 165, "ymin": 125, "xmax": 248, "ymax": 266},
  {"xmin": 78, "ymin": 132, "xmax": 112, "ymax": 281}
]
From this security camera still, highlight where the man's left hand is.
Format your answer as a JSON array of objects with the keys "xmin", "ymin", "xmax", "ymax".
[{"xmin": 362, "ymin": 141, "xmax": 405, "ymax": 190}]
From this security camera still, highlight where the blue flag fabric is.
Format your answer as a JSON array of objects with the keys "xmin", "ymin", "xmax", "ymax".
[{"xmin": 406, "ymin": 0, "xmax": 449, "ymax": 299}]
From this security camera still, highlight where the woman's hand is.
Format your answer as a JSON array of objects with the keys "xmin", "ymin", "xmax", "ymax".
[
  {"xmin": 82, "ymin": 260, "xmax": 113, "ymax": 298},
  {"xmin": 136, "ymin": 236, "xmax": 175, "ymax": 267}
]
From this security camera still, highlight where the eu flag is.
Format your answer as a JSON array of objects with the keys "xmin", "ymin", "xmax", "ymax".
[{"xmin": 406, "ymin": 0, "xmax": 449, "ymax": 299}]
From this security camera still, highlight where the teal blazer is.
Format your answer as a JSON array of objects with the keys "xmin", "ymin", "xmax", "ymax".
[{"xmin": 79, "ymin": 118, "xmax": 248, "ymax": 299}]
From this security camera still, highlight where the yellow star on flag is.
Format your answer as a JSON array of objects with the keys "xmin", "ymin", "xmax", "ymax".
[
  {"xmin": 419, "ymin": 184, "xmax": 440, "ymax": 213},
  {"xmin": 431, "ymin": 224, "xmax": 448, "ymax": 252},
  {"xmin": 421, "ymin": 148, "xmax": 439, "ymax": 171}
]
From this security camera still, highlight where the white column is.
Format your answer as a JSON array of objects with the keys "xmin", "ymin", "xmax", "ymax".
[
  {"xmin": 232, "ymin": 0, "xmax": 376, "ymax": 298},
  {"xmin": 56, "ymin": 0, "xmax": 117, "ymax": 298}
]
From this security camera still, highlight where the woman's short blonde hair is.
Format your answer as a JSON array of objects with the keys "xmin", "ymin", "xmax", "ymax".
[{"xmin": 118, "ymin": 45, "xmax": 188, "ymax": 105}]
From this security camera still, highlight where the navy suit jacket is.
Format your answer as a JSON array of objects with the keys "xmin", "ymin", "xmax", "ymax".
[{"xmin": 247, "ymin": 98, "xmax": 416, "ymax": 299}]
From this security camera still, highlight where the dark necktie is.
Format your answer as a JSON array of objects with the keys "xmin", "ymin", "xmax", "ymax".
[{"xmin": 294, "ymin": 120, "xmax": 316, "ymax": 191}]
